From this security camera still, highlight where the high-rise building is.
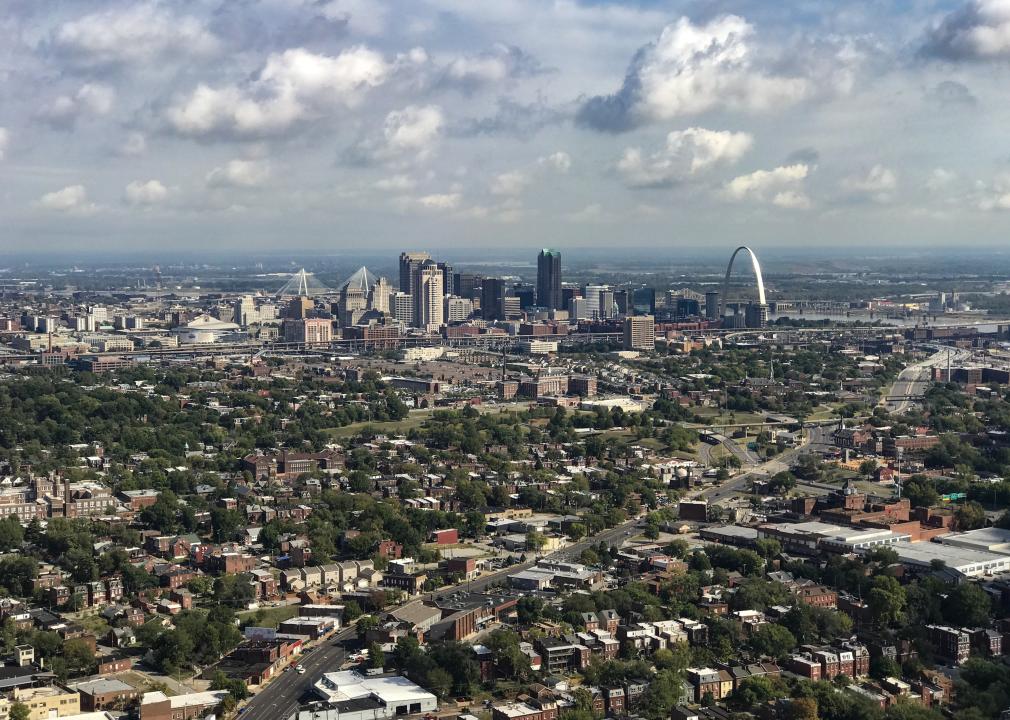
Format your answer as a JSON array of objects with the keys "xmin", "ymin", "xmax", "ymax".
[
  {"xmin": 537, "ymin": 249, "xmax": 562, "ymax": 310},
  {"xmin": 454, "ymin": 272, "xmax": 482, "ymax": 299},
  {"xmin": 284, "ymin": 318, "xmax": 332, "ymax": 345},
  {"xmin": 369, "ymin": 277, "xmax": 391, "ymax": 314},
  {"xmin": 233, "ymin": 296, "xmax": 257, "ymax": 326},
  {"xmin": 482, "ymin": 278, "xmax": 507, "ymax": 321},
  {"xmin": 583, "ymin": 284, "xmax": 608, "ymax": 320},
  {"xmin": 444, "ymin": 296, "xmax": 473, "ymax": 323},
  {"xmin": 705, "ymin": 291, "xmax": 721, "ymax": 320},
  {"xmin": 416, "ymin": 263, "xmax": 444, "ymax": 329},
  {"xmin": 391, "ymin": 292, "xmax": 413, "ymax": 324},
  {"xmin": 598, "ymin": 290, "xmax": 615, "ymax": 319},
  {"xmin": 286, "ymin": 296, "xmax": 313, "ymax": 319},
  {"xmin": 744, "ymin": 302, "xmax": 769, "ymax": 328},
  {"xmin": 623, "ymin": 315, "xmax": 655, "ymax": 351},
  {"xmin": 399, "ymin": 252, "xmax": 431, "ymax": 294},
  {"xmin": 513, "ymin": 284, "xmax": 536, "ymax": 310},
  {"xmin": 437, "ymin": 262, "xmax": 454, "ymax": 298},
  {"xmin": 633, "ymin": 288, "xmax": 656, "ymax": 315},
  {"xmin": 614, "ymin": 289, "xmax": 630, "ymax": 315},
  {"xmin": 569, "ymin": 297, "xmax": 590, "ymax": 321}
]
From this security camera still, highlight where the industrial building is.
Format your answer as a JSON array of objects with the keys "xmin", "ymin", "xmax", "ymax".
[{"xmin": 306, "ymin": 671, "xmax": 437, "ymax": 720}]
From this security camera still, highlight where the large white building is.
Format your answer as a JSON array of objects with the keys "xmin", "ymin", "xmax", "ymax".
[
  {"xmin": 299, "ymin": 671, "xmax": 437, "ymax": 720},
  {"xmin": 171, "ymin": 314, "xmax": 244, "ymax": 344}
]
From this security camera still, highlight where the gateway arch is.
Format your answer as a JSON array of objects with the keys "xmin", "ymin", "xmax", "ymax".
[{"xmin": 720, "ymin": 246, "xmax": 766, "ymax": 318}]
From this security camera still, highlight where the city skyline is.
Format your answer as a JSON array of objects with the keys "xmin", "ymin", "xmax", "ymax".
[{"xmin": 5, "ymin": 1, "xmax": 1010, "ymax": 252}]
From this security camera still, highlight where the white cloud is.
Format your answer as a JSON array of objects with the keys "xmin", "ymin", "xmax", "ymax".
[
  {"xmin": 349, "ymin": 105, "xmax": 444, "ymax": 164},
  {"xmin": 120, "ymin": 132, "xmax": 147, "ymax": 157},
  {"xmin": 38, "ymin": 185, "xmax": 96, "ymax": 214},
  {"xmin": 38, "ymin": 84, "xmax": 115, "ymax": 128},
  {"xmin": 539, "ymin": 152, "xmax": 571, "ymax": 173},
  {"xmin": 167, "ymin": 47, "xmax": 389, "ymax": 138},
  {"xmin": 725, "ymin": 164, "xmax": 810, "ymax": 207},
  {"xmin": 0, "ymin": 128, "xmax": 8, "ymax": 160},
  {"xmin": 374, "ymin": 174, "xmax": 416, "ymax": 191},
  {"xmin": 124, "ymin": 180, "xmax": 169, "ymax": 206},
  {"xmin": 579, "ymin": 15, "xmax": 809, "ymax": 131},
  {"xmin": 52, "ymin": 3, "xmax": 218, "ymax": 67},
  {"xmin": 617, "ymin": 127, "xmax": 753, "ymax": 188},
  {"xmin": 977, "ymin": 173, "xmax": 1010, "ymax": 210},
  {"xmin": 416, "ymin": 193, "xmax": 461, "ymax": 210},
  {"xmin": 206, "ymin": 160, "xmax": 271, "ymax": 188},
  {"xmin": 439, "ymin": 44, "xmax": 544, "ymax": 93},
  {"xmin": 319, "ymin": 0, "xmax": 390, "ymax": 36},
  {"xmin": 565, "ymin": 203, "xmax": 616, "ymax": 222},
  {"xmin": 922, "ymin": 0, "xmax": 1010, "ymax": 61},
  {"xmin": 490, "ymin": 171, "xmax": 529, "ymax": 196},
  {"xmin": 842, "ymin": 164, "xmax": 897, "ymax": 202},
  {"xmin": 926, "ymin": 168, "xmax": 956, "ymax": 191}
]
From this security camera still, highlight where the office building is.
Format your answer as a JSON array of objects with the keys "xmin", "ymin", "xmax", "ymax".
[
  {"xmin": 569, "ymin": 297, "xmax": 590, "ymax": 321},
  {"xmin": 368, "ymin": 276, "xmax": 391, "ymax": 314},
  {"xmin": 632, "ymin": 287, "xmax": 656, "ymax": 315},
  {"xmin": 398, "ymin": 252, "xmax": 431, "ymax": 294},
  {"xmin": 444, "ymin": 297, "xmax": 473, "ymax": 323},
  {"xmin": 745, "ymin": 302, "xmax": 769, "ymax": 328},
  {"xmin": 537, "ymin": 249, "xmax": 562, "ymax": 311},
  {"xmin": 286, "ymin": 296, "xmax": 314, "ymax": 320},
  {"xmin": 623, "ymin": 315, "xmax": 655, "ymax": 351},
  {"xmin": 285, "ymin": 318, "xmax": 332, "ymax": 345},
  {"xmin": 416, "ymin": 263, "xmax": 444, "ymax": 330},
  {"xmin": 705, "ymin": 292, "xmax": 720, "ymax": 320},
  {"xmin": 437, "ymin": 262, "xmax": 454, "ymax": 298},
  {"xmin": 513, "ymin": 284, "xmax": 536, "ymax": 310},
  {"xmin": 583, "ymin": 284, "xmax": 608, "ymax": 320},
  {"xmin": 598, "ymin": 290, "xmax": 615, "ymax": 319},
  {"xmin": 482, "ymin": 278, "xmax": 507, "ymax": 321},
  {"xmin": 233, "ymin": 296, "xmax": 257, "ymax": 326},
  {"xmin": 454, "ymin": 273, "xmax": 482, "ymax": 299},
  {"xmin": 390, "ymin": 293, "xmax": 413, "ymax": 324}
]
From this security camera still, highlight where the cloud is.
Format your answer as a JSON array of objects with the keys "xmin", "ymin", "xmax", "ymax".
[
  {"xmin": 577, "ymin": 15, "xmax": 808, "ymax": 132},
  {"xmin": 318, "ymin": 0, "xmax": 389, "ymax": 36},
  {"xmin": 167, "ymin": 46, "xmax": 389, "ymax": 139},
  {"xmin": 0, "ymin": 128, "xmax": 8, "ymax": 160},
  {"xmin": 450, "ymin": 98, "xmax": 567, "ymax": 139},
  {"xmin": 925, "ymin": 80, "xmax": 978, "ymax": 107},
  {"xmin": 841, "ymin": 164, "xmax": 898, "ymax": 202},
  {"xmin": 51, "ymin": 3, "xmax": 218, "ymax": 68},
  {"xmin": 724, "ymin": 164, "xmax": 810, "ymax": 207},
  {"xmin": 617, "ymin": 127, "xmax": 753, "ymax": 188},
  {"xmin": 119, "ymin": 132, "xmax": 147, "ymax": 157},
  {"xmin": 38, "ymin": 185, "xmax": 96, "ymax": 214},
  {"xmin": 416, "ymin": 193, "xmax": 461, "ymax": 210},
  {"xmin": 539, "ymin": 152, "xmax": 571, "ymax": 173},
  {"xmin": 926, "ymin": 168, "xmax": 957, "ymax": 191},
  {"xmin": 345, "ymin": 104, "xmax": 444, "ymax": 164},
  {"xmin": 124, "ymin": 179, "xmax": 169, "ymax": 206},
  {"xmin": 37, "ymin": 83, "xmax": 115, "ymax": 129},
  {"xmin": 976, "ymin": 173, "xmax": 1010, "ymax": 210},
  {"xmin": 490, "ymin": 171, "xmax": 529, "ymax": 196},
  {"xmin": 439, "ymin": 44, "xmax": 546, "ymax": 93},
  {"xmin": 374, "ymin": 174, "xmax": 416, "ymax": 191},
  {"xmin": 565, "ymin": 203, "xmax": 616, "ymax": 222},
  {"xmin": 206, "ymin": 159, "xmax": 271, "ymax": 188},
  {"xmin": 921, "ymin": 0, "xmax": 1010, "ymax": 61}
]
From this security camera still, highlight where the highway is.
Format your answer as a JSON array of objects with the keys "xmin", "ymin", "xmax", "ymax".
[
  {"xmin": 882, "ymin": 347, "xmax": 967, "ymax": 413},
  {"xmin": 238, "ymin": 514, "xmax": 644, "ymax": 720}
]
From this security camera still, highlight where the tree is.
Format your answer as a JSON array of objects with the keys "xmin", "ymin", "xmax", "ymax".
[
  {"xmin": 783, "ymin": 697, "xmax": 817, "ymax": 720},
  {"xmin": 356, "ymin": 615, "xmax": 380, "ymax": 641},
  {"xmin": 425, "ymin": 667, "xmax": 453, "ymax": 699},
  {"xmin": 526, "ymin": 531, "xmax": 547, "ymax": 551},
  {"xmin": 8, "ymin": 702, "xmax": 29, "ymax": 720},
  {"xmin": 748, "ymin": 624, "xmax": 797, "ymax": 659},
  {"xmin": 755, "ymin": 539, "xmax": 782, "ymax": 559},
  {"xmin": 942, "ymin": 583, "xmax": 991, "ymax": 627},
  {"xmin": 868, "ymin": 575, "xmax": 906, "ymax": 627},
  {"xmin": 870, "ymin": 655, "xmax": 901, "ymax": 680},
  {"xmin": 517, "ymin": 596, "xmax": 544, "ymax": 625},
  {"xmin": 955, "ymin": 501, "xmax": 986, "ymax": 531},
  {"xmin": 368, "ymin": 641, "xmax": 385, "ymax": 670}
]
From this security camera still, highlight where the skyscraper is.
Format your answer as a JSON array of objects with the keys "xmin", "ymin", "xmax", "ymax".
[
  {"xmin": 369, "ymin": 277, "xmax": 391, "ymax": 314},
  {"xmin": 537, "ymin": 249, "xmax": 562, "ymax": 310},
  {"xmin": 416, "ymin": 263, "xmax": 444, "ymax": 329},
  {"xmin": 399, "ymin": 252, "xmax": 431, "ymax": 294},
  {"xmin": 482, "ymin": 278, "xmax": 507, "ymax": 321},
  {"xmin": 705, "ymin": 291, "xmax": 720, "ymax": 320},
  {"xmin": 623, "ymin": 315, "xmax": 655, "ymax": 351}
]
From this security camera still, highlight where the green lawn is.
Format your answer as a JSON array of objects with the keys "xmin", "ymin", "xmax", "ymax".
[
  {"xmin": 238, "ymin": 604, "xmax": 299, "ymax": 628},
  {"xmin": 326, "ymin": 412, "xmax": 433, "ymax": 439}
]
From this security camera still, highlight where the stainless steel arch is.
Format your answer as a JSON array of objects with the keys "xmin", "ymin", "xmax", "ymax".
[{"xmin": 720, "ymin": 246, "xmax": 766, "ymax": 316}]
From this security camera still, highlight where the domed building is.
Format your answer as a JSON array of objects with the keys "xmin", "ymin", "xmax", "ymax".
[{"xmin": 171, "ymin": 314, "xmax": 245, "ymax": 344}]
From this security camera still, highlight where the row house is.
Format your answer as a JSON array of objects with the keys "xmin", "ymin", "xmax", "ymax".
[
  {"xmin": 535, "ymin": 636, "xmax": 591, "ymax": 674},
  {"xmin": 685, "ymin": 667, "xmax": 733, "ymax": 702},
  {"xmin": 927, "ymin": 625, "xmax": 971, "ymax": 665}
]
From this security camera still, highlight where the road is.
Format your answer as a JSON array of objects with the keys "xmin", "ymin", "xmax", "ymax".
[
  {"xmin": 239, "ymin": 514, "xmax": 644, "ymax": 720},
  {"xmin": 694, "ymin": 426, "xmax": 824, "ymax": 503},
  {"xmin": 241, "ymin": 626, "xmax": 355, "ymax": 720},
  {"xmin": 883, "ymin": 347, "xmax": 968, "ymax": 413}
]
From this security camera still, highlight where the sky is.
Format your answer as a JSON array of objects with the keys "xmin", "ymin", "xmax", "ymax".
[{"xmin": 3, "ymin": 0, "xmax": 1010, "ymax": 255}]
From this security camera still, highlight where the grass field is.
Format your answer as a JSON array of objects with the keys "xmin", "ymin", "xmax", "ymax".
[{"xmin": 238, "ymin": 604, "xmax": 299, "ymax": 628}]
